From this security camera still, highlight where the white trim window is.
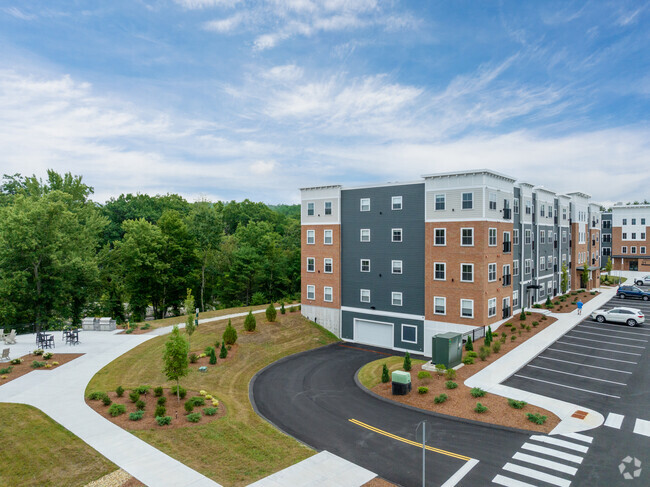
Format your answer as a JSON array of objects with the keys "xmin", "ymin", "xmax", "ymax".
[
  {"xmin": 392, "ymin": 260, "xmax": 403, "ymax": 274},
  {"xmin": 513, "ymin": 290, "xmax": 519, "ymax": 308},
  {"xmin": 360, "ymin": 198, "xmax": 370, "ymax": 211},
  {"xmin": 488, "ymin": 263, "xmax": 497, "ymax": 282},
  {"xmin": 324, "ymin": 201, "xmax": 332, "ymax": 215},
  {"xmin": 540, "ymin": 205, "xmax": 545, "ymax": 217},
  {"xmin": 360, "ymin": 259, "xmax": 370, "ymax": 272},
  {"xmin": 540, "ymin": 256, "xmax": 545, "ymax": 271},
  {"xmin": 461, "ymin": 263, "xmax": 474, "ymax": 282},
  {"xmin": 324, "ymin": 286, "xmax": 333, "ymax": 302},
  {"xmin": 642, "ymin": 246, "xmax": 647, "ymax": 254},
  {"xmin": 401, "ymin": 324, "xmax": 417, "ymax": 344},
  {"xmin": 562, "ymin": 230, "xmax": 567, "ymax": 243},
  {"xmin": 360, "ymin": 229, "xmax": 371, "ymax": 242},
  {"xmin": 525, "ymin": 200, "xmax": 532, "ymax": 215},
  {"xmin": 461, "ymin": 228, "xmax": 474, "ymax": 246},
  {"xmin": 548, "ymin": 230, "xmax": 553, "ymax": 241},
  {"xmin": 434, "ymin": 262, "xmax": 446, "ymax": 280},
  {"xmin": 307, "ymin": 229, "xmax": 315, "ymax": 245},
  {"xmin": 547, "ymin": 281, "xmax": 553, "ymax": 294},
  {"xmin": 460, "ymin": 299, "xmax": 474, "ymax": 318},
  {"xmin": 513, "ymin": 229, "xmax": 519, "ymax": 246},
  {"xmin": 435, "ymin": 193, "xmax": 446, "ymax": 210},
  {"xmin": 514, "ymin": 198, "xmax": 519, "ymax": 214},
  {"xmin": 307, "ymin": 202, "xmax": 315, "ymax": 216},
  {"xmin": 324, "ymin": 258, "xmax": 333, "ymax": 273},
  {"xmin": 503, "ymin": 264, "xmax": 511, "ymax": 280},
  {"xmin": 540, "ymin": 231, "xmax": 545, "ymax": 245},
  {"xmin": 631, "ymin": 246, "xmax": 637, "ymax": 254},
  {"xmin": 489, "ymin": 192, "xmax": 497, "ymax": 210},
  {"xmin": 306, "ymin": 257, "xmax": 315, "ymax": 272},
  {"xmin": 392, "ymin": 292, "xmax": 403, "ymax": 307},
  {"xmin": 360, "ymin": 289, "xmax": 371, "ymax": 303},
  {"xmin": 434, "ymin": 228, "xmax": 446, "ymax": 246},
  {"xmin": 525, "ymin": 229, "xmax": 531, "ymax": 245},
  {"xmin": 525, "ymin": 259, "xmax": 532, "ymax": 275},
  {"xmin": 488, "ymin": 298, "xmax": 497, "ymax": 318},
  {"xmin": 513, "ymin": 260, "xmax": 519, "ymax": 276},
  {"xmin": 488, "ymin": 228, "xmax": 497, "ymax": 246},
  {"xmin": 462, "ymin": 192, "xmax": 473, "ymax": 209},
  {"xmin": 392, "ymin": 196, "xmax": 403, "ymax": 210},
  {"xmin": 434, "ymin": 296, "xmax": 446, "ymax": 315},
  {"xmin": 324, "ymin": 229, "xmax": 333, "ymax": 245},
  {"xmin": 306, "ymin": 285, "xmax": 315, "ymax": 300},
  {"xmin": 392, "ymin": 228, "xmax": 403, "ymax": 242}
]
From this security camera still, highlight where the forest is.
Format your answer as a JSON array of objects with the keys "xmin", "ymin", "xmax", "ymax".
[{"xmin": 0, "ymin": 171, "xmax": 301, "ymax": 329}]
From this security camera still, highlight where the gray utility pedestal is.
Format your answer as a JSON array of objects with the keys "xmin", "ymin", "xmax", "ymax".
[
  {"xmin": 391, "ymin": 370, "xmax": 412, "ymax": 395},
  {"xmin": 431, "ymin": 332, "xmax": 462, "ymax": 369}
]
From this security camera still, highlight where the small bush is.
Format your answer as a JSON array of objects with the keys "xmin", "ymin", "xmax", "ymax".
[
  {"xmin": 88, "ymin": 391, "xmax": 106, "ymax": 400},
  {"xmin": 403, "ymin": 352, "xmax": 412, "ymax": 371},
  {"xmin": 129, "ymin": 391, "xmax": 140, "ymax": 403},
  {"xmin": 129, "ymin": 410, "xmax": 145, "ymax": 421},
  {"xmin": 135, "ymin": 385, "xmax": 150, "ymax": 395},
  {"xmin": 43, "ymin": 352, "xmax": 53, "ymax": 360},
  {"xmin": 135, "ymin": 400, "xmax": 146, "ymax": 411},
  {"xmin": 532, "ymin": 321, "xmax": 539, "ymax": 328},
  {"xmin": 222, "ymin": 319, "xmax": 238, "ymax": 345},
  {"xmin": 491, "ymin": 341, "xmax": 501, "ymax": 353},
  {"xmin": 156, "ymin": 415, "xmax": 172, "ymax": 426},
  {"xmin": 190, "ymin": 396, "xmax": 205, "ymax": 406},
  {"xmin": 511, "ymin": 335, "xmax": 517, "ymax": 341},
  {"xmin": 10, "ymin": 358, "xmax": 22, "ymax": 365},
  {"xmin": 470, "ymin": 387, "xmax": 487, "ymax": 398},
  {"xmin": 462, "ymin": 356, "xmax": 475, "ymax": 365},
  {"xmin": 474, "ymin": 402, "xmax": 488, "ymax": 413},
  {"xmin": 204, "ymin": 346, "xmax": 213, "ymax": 355},
  {"xmin": 501, "ymin": 332, "xmax": 507, "ymax": 339},
  {"xmin": 435, "ymin": 364, "xmax": 446, "ymax": 377},
  {"xmin": 508, "ymin": 398, "xmax": 527, "ymax": 409},
  {"xmin": 445, "ymin": 381, "xmax": 458, "ymax": 389},
  {"xmin": 445, "ymin": 368, "xmax": 456, "ymax": 380},
  {"xmin": 526, "ymin": 413, "xmax": 547, "ymax": 424},
  {"xmin": 155, "ymin": 405, "xmax": 166, "ymax": 417},
  {"xmin": 417, "ymin": 370, "xmax": 431, "ymax": 380},
  {"xmin": 520, "ymin": 322, "xmax": 526, "ymax": 330},
  {"xmin": 157, "ymin": 396, "xmax": 167, "ymax": 406},
  {"xmin": 125, "ymin": 329, "xmax": 133, "ymax": 334},
  {"xmin": 590, "ymin": 291, "xmax": 597, "ymax": 296},
  {"xmin": 154, "ymin": 386, "xmax": 163, "ymax": 397},
  {"xmin": 526, "ymin": 311, "xmax": 532, "ymax": 316},
  {"xmin": 187, "ymin": 412, "xmax": 202, "ymax": 422},
  {"xmin": 266, "ymin": 303, "xmax": 277, "ymax": 322},
  {"xmin": 478, "ymin": 348, "xmax": 489, "ymax": 361},
  {"xmin": 541, "ymin": 316, "xmax": 547, "ymax": 321},
  {"xmin": 102, "ymin": 395, "xmax": 112, "ymax": 406},
  {"xmin": 189, "ymin": 353, "xmax": 199, "ymax": 364},
  {"xmin": 465, "ymin": 336, "xmax": 473, "ymax": 351},
  {"xmin": 31, "ymin": 360, "xmax": 46, "ymax": 368},
  {"xmin": 418, "ymin": 386, "xmax": 429, "ymax": 394},
  {"xmin": 184, "ymin": 401, "xmax": 194, "ymax": 413},
  {"xmin": 519, "ymin": 310, "xmax": 526, "ymax": 321},
  {"xmin": 533, "ymin": 304, "xmax": 542, "ymax": 309},
  {"xmin": 171, "ymin": 385, "xmax": 187, "ymax": 399},
  {"xmin": 280, "ymin": 302, "xmax": 286, "ymax": 314},
  {"xmin": 244, "ymin": 311, "xmax": 257, "ymax": 332},
  {"xmin": 203, "ymin": 407, "xmax": 218, "ymax": 416},
  {"xmin": 433, "ymin": 393, "xmax": 448, "ymax": 404},
  {"xmin": 526, "ymin": 325, "xmax": 531, "ymax": 332},
  {"xmin": 116, "ymin": 386, "xmax": 125, "ymax": 397},
  {"xmin": 142, "ymin": 323, "xmax": 151, "ymax": 330},
  {"xmin": 466, "ymin": 351, "xmax": 478, "ymax": 358},
  {"xmin": 0, "ymin": 367, "xmax": 12, "ymax": 374},
  {"xmin": 500, "ymin": 337, "xmax": 506, "ymax": 344},
  {"xmin": 108, "ymin": 404, "xmax": 126, "ymax": 417},
  {"xmin": 33, "ymin": 349, "xmax": 44, "ymax": 356}
]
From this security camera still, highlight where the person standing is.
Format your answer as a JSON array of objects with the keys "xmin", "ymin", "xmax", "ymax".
[{"xmin": 577, "ymin": 299, "xmax": 584, "ymax": 315}]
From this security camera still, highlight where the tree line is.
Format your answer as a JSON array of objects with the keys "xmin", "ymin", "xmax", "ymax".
[{"xmin": 0, "ymin": 171, "xmax": 300, "ymax": 329}]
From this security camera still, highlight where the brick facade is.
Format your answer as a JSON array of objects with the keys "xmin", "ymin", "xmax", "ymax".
[{"xmin": 301, "ymin": 225, "xmax": 341, "ymax": 309}]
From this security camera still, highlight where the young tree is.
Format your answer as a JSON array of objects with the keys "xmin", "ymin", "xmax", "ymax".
[
  {"xmin": 561, "ymin": 263, "xmax": 569, "ymax": 294},
  {"xmin": 184, "ymin": 288, "xmax": 196, "ymax": 348},
  {"xmin": 581, "ymin": 262, "xmax": 589, "ymax": 289},
  {"xmin": 244, "ymin": 310, "xmax": 257, "ymax": 332},
  {"xmin": 403, "ymin": 352, "xmax": 412, "ymax": 371},
  {"xmin": 209, "ymin": 346, "xmax": 217, "ymax": 365},
  {"xmin": 219, "ymin": 341, "xmax": 227, "ymax": 359},
  {"xmin": 381, "ymin": 364, "xmax": 389, "ymax": 383},
  {"xmin": 222, "ymin": 319, "xmax": 238, "ymax": 345},
  {"xmin": 465, "ymin": 336, "xmax": 473, "ymax": 351},
  {"xmin": 280, "ymin": 302, "xmax": 286, "ymax": 314},
  {"xmin": 266, "ymin": 303, "xmax": 277, "ymax": 322},
  {"xmin": 162, "ymin": 325, "xmax": 189, "ymax": 403}
]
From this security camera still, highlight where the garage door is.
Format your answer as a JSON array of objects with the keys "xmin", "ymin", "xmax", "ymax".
[{"xmin": 354, "ymin": 319, "xmax": 393, "ymax": 349}]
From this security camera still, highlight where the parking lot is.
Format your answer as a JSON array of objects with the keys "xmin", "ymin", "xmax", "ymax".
[{"xmin": 503, "ymin": 295, "xmax": 650, "ymax": 412}]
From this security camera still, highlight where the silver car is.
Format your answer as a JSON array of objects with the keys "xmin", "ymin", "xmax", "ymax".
[
  {"xmin": 591, "ymin": 307, "xmax": 645, "ymax": 327},
  {"xmin": 635, "ymin": 275, "xmax": 650, "ymax": 286}
]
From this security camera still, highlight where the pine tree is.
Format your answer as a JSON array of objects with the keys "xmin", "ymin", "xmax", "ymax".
[
  {"xmin": 465, "ymin": 336, "xmax": 473, "ymax": 351},
  {"xmin": 280, "ymin": 302, "xmax": 286, "ymax": 315},
  {"xmin": 381, "ymin": 363, "xmax": 389, "ymax": 383},
  {"xmin": 244, "ymin": 311, "xmax": 256, "ymax": 332},
  {"xmin": 266, "ymin": 303, "xmax": 277, "ymax": 322},
  {"xmin": 222, "ymin": 319, "xmax": 238, "ymax": 345},
  {"xmin": 219, "ymin": 341, "xmax": 227, "ymax": 359},
  {"xmin": 403, "ymin": 352, "xmax": 412, "ymax": 371},
  {"xmin": 209, "ymin": 346, "xmax": 217, "ymax": 365}
]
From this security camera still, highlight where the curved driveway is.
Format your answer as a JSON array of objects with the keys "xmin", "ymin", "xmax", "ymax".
[{"xmin": 251, "ymin": 343, "xmax": 528, "ymax": 486}]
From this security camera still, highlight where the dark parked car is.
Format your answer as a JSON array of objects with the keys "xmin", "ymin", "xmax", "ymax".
[{"xmin": 617, "ymin": 285, "xmax": 650, "ymax": 301}]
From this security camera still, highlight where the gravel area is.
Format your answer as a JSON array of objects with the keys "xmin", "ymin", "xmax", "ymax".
[
  {"xmin": 362, "ymin": 477, "xmax": 398, "ymax": 487},
  {"xmin": 84, "ymin": 469, "xmax": 143, "ymax": 487}
]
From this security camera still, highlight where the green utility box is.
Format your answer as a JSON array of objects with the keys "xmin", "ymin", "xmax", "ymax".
[
  {"xmin": 431, "ymin": 332, "xmax": 462, "ymax": 369},
  {"xmin": 391, "ymin": 370, "xmax": 412, "ymax": 395}
]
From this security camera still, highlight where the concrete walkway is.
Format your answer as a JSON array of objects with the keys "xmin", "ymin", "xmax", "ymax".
[{"xmin": 465, "ymin": 286, "xmax": 618, "ymax": 435}]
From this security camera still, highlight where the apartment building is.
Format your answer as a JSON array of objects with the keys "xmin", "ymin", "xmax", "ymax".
[
  {"xmin": 301, "ymin": 170, "xmax": 602, "ymax": 356},
  {"xmin": 604, "ymin": 205, "xmax": 650, "ymax": 271}
]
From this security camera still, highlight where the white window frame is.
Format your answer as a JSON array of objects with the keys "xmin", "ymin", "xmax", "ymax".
[
  {"xmin": 324, "ymin": 201, "xmax": 332, "ymax": 215},
  {"xmin": 360, "ymin": 259, "xmax": 370, "ymax": 272},
  {"xmin": 401, "ymin": 324, "xmax": 417, "ymax": 344},
  {"xmin": 434, "ymin": 228, "xmax": 446, "ymax": 246},
  {"xmin": 392, "ymin": 260, "xmax": 403, "ymax": 274},
  {"xmin": 489, "ymin": 192, "xmax": 497, "ymax": 210},
  {"xmin": 513, "ymin": 260, "xmax": 519, "ymax": 276},
  {"xmin": 435, "ymin": 193, "xmax": 446, "ymax": 211},
  {"xmin": 360, "ymin": 198, "xmax": 370, "ymax": 211},
  {"xmin": 462, "ymin": 192, "xmax": 473, "ymax": 210},
  {"xmin": 525, "ymin": 259, "xmax": 532, "ymax": 275},
  {"xmin": 360, "ymin": 289, "xmax": 370, "ymax": 303},
  {"xmin": 307, "ymin": 202, "xmax": 315, "ymax": 216},
  {"xmin": 433, "ymin": 296, "xmax": 446, "ymax": 315},
  {"xmin": 392, "ymin": 196, "xmax": 403, "ymax": 210},
  {"xmin": 513, "ymin": 229, "xmax": 519, "ymax": 246},
  {"xmin": 513, "ymin": 290, "xmax": 519, "ymax": 308},
  {"xmin": 488, "ymin": 298, "xmax": 497, "ymax": 318},
  {"xmin": 548, "ymin": 230, "xmax": 553, "ymax": 240},
  {"xmin": 323, "ymin": 229, "xmax": 333, "ymax": 245},
  {"xmin": 323, "ymin": 286, "xmax": 333, "ymax": 302},
  {"xmin": 540, "ymin": 256, "xmax": 545, "ymax": 271},
  {"xmin": 392, "ymin": 292, "xmax": 403, "ymax": 307},
  {"xmin": 525, "ymin": 229, "xmax": 531, "ymax": 245},
  {"xmin": 631, "ymin": 246, "xmax": 637, "ymax": 254},
  {"xmin": 360, "ymin": 229, "xmax": 371, "ymax": 242},
  {"xmin": 306, "ymin": 257, "xmax": 315, "ymax": 272},
  {"xmin": 622, "ymin": 246, "xmax": 627, "ymax": 254},
  {"xmin": 324, "ymin": 258, "xmax": 333, "ymax": 274},
  {"xmin": 461, "ymin": 263, "xmax": 474, "ymax": 282},
  {"xmin": 460, "ymin": 299, "xmax": 474, "ymax": 318},
  {"xmin": 547, "ymin": 281, "xmax": 553, "ymax": 294},
  {"xmin": 392, "ymin": 228, "xmax": 403, "ymax": 242},
  {"xmin": 434, "ymin": 262, "xmax": 446, "ymax": 281},
  {"xmin": 514, "ymin": 198, "xmax": 519, "ymax": 214},
  {"xmin": 306, "ymin": 229, "xmax": 315, "ymax": 245},
  {"xmin": 488, "ymin": 228, "xmax": 497, "ymax": 246},
  {"xmin": 461, "ymin": 227, "xmax": 474, "ymax": 246},
  {"xmin": 540, "ymin": 204, "xmax": 545, "ymax": 217},
  {"xmin": 488, "ymin": 263, "xmax": 497, "ymax": 282},
  {"xmin": 306, "ymin": 285, "xmax": 315, "ymax": 300},
  {"xmin": 641, "ymin": 246, "xmax": 646, "ymax": 254},
  {"xmin": 503, "ymin": 264, "xmax": 511, "ymax": 278},
  {"xmin": 540, "ymin": 231, "xmax": 545, "ymax": 244},
  {"xmin": 525, "ymin": 200, "xmax": 532, "ymax": 215}
]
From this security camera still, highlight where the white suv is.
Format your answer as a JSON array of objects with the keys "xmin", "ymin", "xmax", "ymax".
[
  {"xmin": 635, "ymin": 275, "xmax": 650, "ymax": 286},
  {"xmin": 591, "ymin": 307, "xmax": 645, "ymax": 327}
]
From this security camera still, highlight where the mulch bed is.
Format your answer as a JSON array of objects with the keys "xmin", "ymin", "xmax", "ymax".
[
  {"xmin": 538, "ymin": 290, "xmax": 600, "ymax": 313},
  {"xmin": 86, "ymin": 388, "xmax": 226, "ymax": 431},
  {"xmin": 371, "ymin": 312, "xmax": 561, "ymax": 433},
  {"xmin": 189, "ymin": 344, "xmax": 239, "ymax": 369},
  {"xmin": 0, "ymin": 353, "xmax": 84, "ymax": 385},
  {"xmin": 115, "ymin": 326, "xmax": 155, "ymax": 335}
]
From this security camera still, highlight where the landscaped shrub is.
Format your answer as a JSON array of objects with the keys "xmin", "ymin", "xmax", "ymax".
[
  {"xmin": 381, "ymin": 363, "xmax": 390, "ymax": 383},
  {"xmin": 135, "ymin": 400, "xmax": 146, "ymax": 411},
  {"xmin": 43, "ymin": 352, "xmax": 53, "ymax": 360},
  {"xmin": 222, "ymin": 319, "xmax": 238, "ymax": 345},
  {"xmin": 435, "ymin": 363, "xmax": 446, "ymax": 377},
  {"xmin": 266, "ymin": 304, "xmax": 277, "ymax": 322},
  {"xmin": 520, "ymin": 322, "xmax": 526, "ymax": 330},
  {"xmin": 244, "ymin": 311, "xmax": 257, "ymax": 332},
  {"xmin": 116, "ymin": 386, "xmax": 125, "ymax": 397},
  {"xmin": 526, "ymin": 413, "xmax": 547, "ymax": 424},
  {"xmin": 532, "ymin": 321, "xmax": 539, "ymax": 328},
  {"xmin": 545, "ymin": 297, "xmax": 552, "ymax": 307},
  {"xmin": 280, "ymin": 302, "xmax": 286, "ymax": 314},
  {"xmin": 88, "ymin": 391, "xmax": 106, "ymax": 400},
  {"xmin": 203, "ymin": 407, "xmax": 218, "ymax": 416},
  {"xmin": 125, "ymin": 329, "xmax": 133, "ymax": 334},
  {"xmin": 462, "ymin": 356, "xmax": 474, "ymax": 365},
  {"xmin": 501, "ymin": 332, "xmax": 507, "ymax": 339},
  {"xmin": 142, "ymin": 323, "xmax": 151, "ymax": 330},
  {"xmin": 403, "ymin": 352, "xmax": 412, "ymax": 371},
  {"xmin": 31, "ymin": 360, "xmax": 46, "ymax": 368},
  {"xmin": 187, "ymin": 412, "xmax": 202, "ymax": 422},
  {"xmin": 155, "ymin": 405, "xmax": 166, "ymax": 417},
  {"xmin": 445, "ymin": 381, "xmax": 458, "ymax": 389},
  {"xmin": 511, "ymin": 335, "xmax": 517, "ymax": 341},
  {"xmin": 433, "ymin": 393, "xmax": 448, "ymax": 404},
  {"xmin": 466, "ymin": 351, "xmax": 478, "ymax": 358},
  {"xmin": 157, "ymin": 396, "xmax": 166, "ymax": 406},
  {"xmin": 102, "ymin": 395, "xmax": 112, "ymax": 406},
  {"xmin": 129, "ymin": 411, "xmax": 145, "ymax": 421},
  {"xmin": 289, "ymin": 306, "xmax": 297, "ymax": 313},
  {"xmin": 184, "ymin": 401, "xmax": 194, "ymax": 413},
  {"xmin": 171, "ymin": 385, "xmax": 187, "ymax": 399},
  {"xmin": 465, "ymin": 336, "xmax": 473, "ymax": 351},
  {"xmin": 445, "ymin": 368, "xmax": 456, "ymax": 380},
  {"xmin": 417, "ymin": 370, "xmax": 431, "ymax": 380},
  {"xmin": 33, "ymin": 349, "xmax": 44, "ymax": 356},
  {"xmin": 519, "ymin": 310, "xmax": 526, "ymax": 321},
  {"xmin": 156, "ymin": 415, "xmax": 172, "ymax": 426},
  {"xmin": 154, "ymin": 386, "xmax": 163, "ymax": 397},
  {"xmin": 204, "ymin": 346, "xmax": 213, "ymax": 355},
  {"xmin": 109, "ymin": 404, "xmax": 126, "ymax": 417},
  {"xmin": 474, "ymin": 403, "xmax": 488, "ymax": 413},
  {"xmin": 219, "ymin": 342, "xmax": 227, "ymax": 359},
  {"xmin": 135, "ymin": 385, "xmax": 150, "ymax": 395},
  {"xmin": 470, "ymin": 388, "xmax": 487, "ymax": 398},
  {"xmin": 508, "ymin": 399, "xmax": 527, "ymax": 409},
  {"xmin": 418, "ymin": 386, "xmax": 429, "ymax": 394},
  {"xmin": 209, "ymin": 347, "xmax": 217, "ymax": 365},
  {"xmin": 478, "ymin": 348, "xmax": 489, "ymax": 361},
  {"xmin": 189, "ymin": 353, "xmax": 199, "ymax": 364},
  {"xmin": 0, "ymin": 366, "xmax": 12, "ymax": 374},
  {"xmin": 541, "ymin": 316, "xmax": 547, "ymax": 321},
  {"xmin": 129, "ymin": 391, "xmax": 140, "ymax": 403},
  {"xmin": 491, "ymin": 341, "xmax": 501, "ymax": 353},
  {"xmin": 525, "ymin": 325, "xmax": 531, "ymax": 332},
  {"xmin": 190, "ymin": 396, "xmax": 205, "ymax": 406},
  {"xmin": 10, "ymin": 358, "xmax": 22, "ymax": 365},
  {"xmin": 526, "ymin": 311, "xmax": 531, "ymax": 316}
]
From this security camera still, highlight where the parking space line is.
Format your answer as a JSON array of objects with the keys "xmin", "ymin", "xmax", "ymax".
[
  {"xmin": 520, "ymin": 443, "xmax": 584, "ymax": 464},
  {"xmin": 633, "ymin": 419, "xmax": 650, "ymax": 437},
  {"xmin": 536, "ymin": 356, "xmax": 633, "ymax": 373},
  {"xmin": 556, "ymin": 341, "xmax": 642, "ymax": 355},
  {"xmin": 512, "ymin": 452, "xmax": 577, "ymax": 475},
  {"xmin": 529, "ymin": 435, "xmax": 590, "ymax": 453},
  {"xmin": 546, "ymin": 348, "xmax": 638, "ymax": 364},
  {"xmin": 582, "ymin": 321, "xmax": 650, "ymax": 334},
  {"xmin": 578, "ymin": 324, "xmax": 650, "ymax": 337},
  {"xmin": 562, "ymin": 335, "xmax": 646, "ymax": 348},
  {"xmin": 526, "ymin": 365, "xmax": 627, "ymax": 385},
  {"xmin": 513, "ymin": 375, "xmax": 621, "ymax": 398},
  {"xmin": 604, "ymin": 412, "xmax": 624, "ymax": 429},
  {"xmin": 571, "ymin": 329, "xmax": 648, "ymax": 342},
  {"xmin": 493, "ymin": 474, "xmax": 537, "ymax": 487},
  {"xmin": 502, "ymin": 463, "xmax": 571, "ymax": 487}
]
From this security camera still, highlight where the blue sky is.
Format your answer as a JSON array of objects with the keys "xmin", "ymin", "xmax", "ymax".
[{"xmin": 1, "ymin": 1, "xmax": 649, "ymax": 205}]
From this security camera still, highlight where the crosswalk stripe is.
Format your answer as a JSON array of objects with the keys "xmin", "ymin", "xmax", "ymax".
[
  {"xmin": 633, "ymin": 418, "xmax": 650, "ymax": 437},
  {"xmin": 604, "ymin": 412, "xmax": 624, "ymax": 429},
  {"xmin": 520, "ymin": 442, "xmax": 584, "ymax": 464},
  {"xmin": 512, "ymin": 452, "xmax": 578, "ymax": 475},
  {"xmin": 492, "ymin": 474, "xmax": 537, "ymax": 487},
  {"xmin": 529, "ymin": 435, "xmax": 589, "ymax": 453},
  {"xmin": 559, "ymin": 432, "xmax": 593, "ymax": 444},
  {"xmin": 502, "ymin": 463, "xmax": 571, "ymax": 487}
]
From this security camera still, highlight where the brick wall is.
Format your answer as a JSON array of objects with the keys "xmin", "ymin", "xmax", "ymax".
[{"xmin": 301, "ymin": 225, "xmax": 341, "ymax": 309}]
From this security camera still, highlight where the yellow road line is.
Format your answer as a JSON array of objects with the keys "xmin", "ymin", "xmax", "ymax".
[{"xmin": 349, "ymin": 418, "xmax": 471, "ymax": 461}]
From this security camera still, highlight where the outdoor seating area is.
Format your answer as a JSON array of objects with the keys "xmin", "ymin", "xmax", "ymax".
[
  {"xmin": 36, "ymin": 332, "xmax": 55, "ymax": 349},
  {"xmin": 63, "ymin": 329, "xmax": 80, "ymax": 346},
  {"xmin": 1, "ymin": 330, "xmax": 17, "ymax": 345}
]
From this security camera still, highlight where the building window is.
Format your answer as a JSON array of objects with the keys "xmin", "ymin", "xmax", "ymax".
[
  {"xmin": 434, "ymin": 297, "xmax": 446, "ymax": 315},
  {"xmin": 513, "ymin": 229, "xmax": 519, "ymax": 246},
  {"xmin": 540, "ymin": 231, "xmax": 545, "ymax": 244},
  {"xmin": 401, "ymin": 324, "xmax": 417, "ymax": 344},
  {"xmin": 548, "ymin": 230, "xmax": 553, "ymax": 241},
  {"xmin": 307, "ymin": 258, "xmax": 315, "ymax": 272},
  {"xmin": 547, "ymin": 281, "xmax": 553, "ymax": 294},
  {"xmin": 632, "ymin": 218, "xmax": 637, "ymax": 225},
  {"xmin": 307, "ymin": 202, "xmax": 314, "ymax": 216},
  {"xmin": 540, "ymin": 205, "xmax": 545, "ymax": 217},
  {"xmin": 392, "ymin": 292, "xmax": 403, "ymax": 307},
  {"xmin": 642, "ymin": 218, "xmax": 646, "ymax": 225},
  {"xmin": 513, "ymin": 290, "xmax": 519, "ymax": 308},
  {"xmin": 539, "ymin": 256, "xmax": 545, "ymax": 271},
  {"xmin": 489, "ymin": 192, "xmax": 497, "ymax": 210},
  {"xmin": 392, "ymin": 196, "xmax": 403, "ymax": 210},
  {"xmin": 562, "ymin": 207, "xmax": 567, "ymax": 220},
  {"xmin": 324, "ymin": 258, "xmax": 333, "ymax": 273},
  {"xmin": 324, "ymin": 286, "xmax": 333, "ymax": 302},
  {"xmin": 460, "ymin": 299, "xmax": 474, "ymax": 318},
  {"xmin": 392, "ymin": 228, "xmax": 403, "ymax": 242},
  {"xmin": 603, "ymin": 234, "xmax": 610, "ymax": 243},
  {"xmin": 514, "ymin": 198, "xmax": 519, "ymax": 214},
  {"xmin": 360, "ymin": 229, "xmax": 371, "ymax": 242},
  {"xmin": 603, "ymin": 247, "xmax": 611, "ymax": 256},
  {"xmin": 643, "ymin": 233, "xmax": 647, "ymax": 240},
  {"xmin": 307, "ymin": 229, "xmax": 315, "ymax": 244},
  {"xmin": 525, "ymin": 201, "xmax": 532, "ymax": 215},
  {"xmin": 307, "ymin": 285, "xmax": 315, "ymax": 300},
  {"xmin": 623, "ymin": 218, "xmax": 627, "ymax": 225},
  {"xmin": 631, "ymin": 246, "xmax": 637, "ymax": 254},
  {"xmin": 461, "ymin": 228, "xmax": 474, "ymax": 246},
  {"xmin": 622, "ymin": 246, "xmax": 627, "ymax": 254},
  {"xmin": 434, "ymin": 263, "xmax": 446, "ymax": 280},
  {"xmin": 360, "ymin": 198, "xmax": 370, "ymax": 212},
  {"xmin": 461, "ymin": 263, "xmax": 474, "ymax": 282},
  {"xmin": 434, "ymin": 228, "xmax": 446, "ymax": 246},
  {"xmin": 562, "ymin": 230, "xmax": 567, "ymax": 243},
  {"xmin": 488, "ymin": 228, "xmax": 497, "ymax": 246},
  {"xmin": 488, "ymin": 298, "xmax": 497, "ymax": 318},
  {"xmin": 324, "ymin": 229, "xmax": 333, "ymax": 245},
  {"xmin": 603, "ymin": 220, "xmax": 611, "ymax": 228},
  {"xmin": 435, "ymin": 194, "xmax": 446, "ymax": 210},
  {"xmin": 513, "ymin": 260, "xmax": 519, "ymax": 276},
  {"xmin": 632, "ymin": 233, "xmax": 637, "ymax": 239},
  {"xmin": 360, "ymin": 289, "xmax": 370, "ymax": 303},
  {"xmin": 503, "ymin": 264, "xmax": 511, "ymax": 284},
  {"xmin": 525, "ymin": 229, "xmax": 531, "ymax": 245},
  {"xmin": 548, "ymin": 205, "xmax": 553, "ymax": 217},
  {"xmin": 641, "ymin": 247, "xmax": 646, "ymax": 254},
  {"xmin": 360, "ymin": 259, "xmax": 370, "ymax": 272},
  {"xmin": 462, "ymin": 192, "xmax": 473, "ymax": 209},
  {"xmin": 324, "ymin": 201, "xmax": 332, "ymax": 215},
  {"xmin": 488, "ymin": 263, "xmax": 497, "ymax": 282},
  {"xmin": 525, "ymin": 259, "xmax": 532, "ymax": 275},
  {"xmin": 623, "ymin": 232, "xmax": 627, "ymax": 239},
  {"xmin": 392, "ymin": 260, "xmax": 403, "ymax": 274}
]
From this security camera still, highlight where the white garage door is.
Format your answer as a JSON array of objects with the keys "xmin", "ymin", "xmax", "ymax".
[{"xmin": 354, "ymin": 319, "xmax": 393, "ymax": 349}]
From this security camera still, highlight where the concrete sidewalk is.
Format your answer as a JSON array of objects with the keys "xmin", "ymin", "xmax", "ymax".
[{"xmin": 464, "ymin": 287, "xmax": 618, "ymax": 435}]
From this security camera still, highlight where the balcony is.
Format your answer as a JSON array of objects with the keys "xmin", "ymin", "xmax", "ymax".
[
  {"xmin": 503, "ymin": 274, "xmax": 511, "ymax": 286},
  {"xmin": 503, "ymin": 208, "xmax": 512, "ymax": 220},
  {"xmin": 503, "ymin": 241, "xmax": 511, "ymax": 253},
  {"xmin": 592, "ymin": 240, "xmax": 596, "ymax": 247},
  {"xmin": 502, "ymin": 307, "xmax": 511, "ymax": 319}
]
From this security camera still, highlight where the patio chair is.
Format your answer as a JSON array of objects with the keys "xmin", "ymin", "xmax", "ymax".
[
  {"xmin": 5, "ymin": 330, "xmax": 16, "ymax": 345},
  {"xmin": 0, "ymin": 348, "xmax": 9, "ymax": 362}
]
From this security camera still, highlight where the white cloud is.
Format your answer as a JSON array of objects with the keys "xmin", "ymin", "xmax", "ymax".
[
  {"xmin": 3, "ymin": 7, "xmax": 36, "ymax": 20},
  {"xmin": 250, "ymin": 160, "xmax": 276, "ymax": 175},
  {"xmin": 174, "ymin": 0, "xmax": 240, "ymax": 9},
  {"xmin": 262, "ymin": 64, "xmax": 304, "ymax": 82},
  {"xmin": 203, "ymin": 13, "xmax": 246, "ymax": 33}
]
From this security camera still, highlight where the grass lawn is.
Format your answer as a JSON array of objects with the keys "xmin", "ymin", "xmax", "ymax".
[
  {"xmin": 358, "ymin": 355, "xmax": 426, "ymax": 389},
  {"xmin": 87, "ymin": 311, "xmax": 338, "ymax": 487},
  {"xmin": 0, "ymin": 403, "xmax": 117, "ymax": 487}
]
